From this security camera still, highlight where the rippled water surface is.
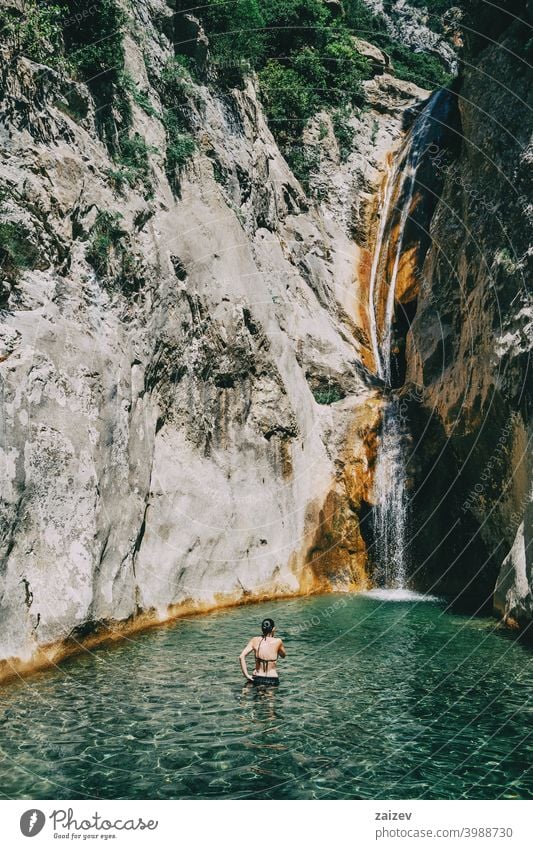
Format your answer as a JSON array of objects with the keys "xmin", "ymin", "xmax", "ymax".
[{"xmin": 1, "ymin": 593, "xmax": 532, "ymax": 799}]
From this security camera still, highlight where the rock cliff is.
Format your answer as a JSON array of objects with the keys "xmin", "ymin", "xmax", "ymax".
[
  {"xmin": 402, "ymin": 4, "xmax": 532, "ymax": 626},
  {"xmin": 0, "ymin": 0, "xmax": 435, "ymax": 679},
  {"xmin": 360, "ymin": 0, "xmax": 458, "ymax": 72},
  {"xmin": 0, "ymin": 0, "xmax": 530, "ymax": 682}
]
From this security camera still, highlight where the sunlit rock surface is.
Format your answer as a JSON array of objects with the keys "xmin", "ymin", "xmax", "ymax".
[
  {"xmin": 0, "ymin": 0, "xmax": 433, "ymax": 678},
  {"xmin": 1, "ymin": 0, "xmax": 530, "ymax": 683},
  {"xmin": 360, "ymin": 0, "xmax": 458, "ymax": 72}
]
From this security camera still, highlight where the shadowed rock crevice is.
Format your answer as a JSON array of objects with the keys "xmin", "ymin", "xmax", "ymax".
[{"xmin": 403, "ymin": 10, "xmax": 532, "ymax": 625}]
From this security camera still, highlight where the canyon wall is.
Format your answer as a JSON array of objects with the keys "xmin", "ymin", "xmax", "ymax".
[
  {"xmin": 402, "ymin": 5, "xmax": 532, "ymax": 626},
  {"xmin": 0, "ymin": 0, "xmax": 530, "ymax": 683},
  {"xmin": 0, "ymin": 0, "xmax": 434, "ymax": 678}
]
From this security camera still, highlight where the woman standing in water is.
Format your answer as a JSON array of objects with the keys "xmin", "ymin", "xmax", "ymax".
[{"xmin": 239, "ymin": 618, "xmax": 286, "ymax": 685}]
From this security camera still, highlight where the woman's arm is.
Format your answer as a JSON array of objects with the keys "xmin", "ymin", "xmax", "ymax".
[
  {"xmin": 239, "ymin": 640, "xmax": 255, "ymax": 681},
  {"xmin": 277, "ymin": 639, "xmax": 287, "ymax": 658}
]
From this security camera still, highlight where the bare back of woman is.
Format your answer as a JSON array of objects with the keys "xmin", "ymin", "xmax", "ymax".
[{"xmin": 239, "ymin": 618, "xmax": 286, "ymax": 685}]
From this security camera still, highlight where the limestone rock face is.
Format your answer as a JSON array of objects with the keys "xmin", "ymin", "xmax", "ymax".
[
  {"xmin": 353, "ymin": 39, "xmax": 391, "ymax": 75},
  {"xmin": 3, "ymin": 0, "xmax": 525, "ymax": 677},
  {"xmin": 360, "ymin": 0, "xmax": 458, "ymax": 72},
  {"xmin": 403, "ymin": 15, "xmax": 533, "ymax": 619},
  {"xmin": 0, "ymin": 1, "xmax": 431, "ymax": 678}
]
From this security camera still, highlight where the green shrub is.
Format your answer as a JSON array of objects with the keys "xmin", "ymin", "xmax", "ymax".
[
  {"xmin": 164, "ymin": 114, "xmax": 196, "ymax": 192},
  {"xmin": 194, "ymin": 0, "xmax": 453, "ymax": 95},
  {"xmin": 86, "ymin": 210, "xmax": 142, "ymax": 291},
  {"xmin": 258, "ymin": 37, "xmax": 367, "ymax": 168},
  {"xmin": 0, "ymin": 221, "xmax": 39, "ymax": 279},
  {"xmin": 259, "ymin": 60, "xmax": 318, "ymax": 146},
  {"xmin": 0, "ymin": 1, "xmax": 64, "ymax": 67},
  {"xmin": 149, "ymin": 59, "xmax": 196, "ymax": 194},
  {"xmin": 64, "ymin": 0, "xmax": 125, "ymax": 80},
  {"xmin": 63, "ymin": 0, "xmax": 130, "ymax": 150},
  {"xmin": 107, "ymin": 133, "xmax": 157, "ymax": 196},
  {"xmin": 261, "ymin": 0, "xmax": 329, "ymax": 57},
  {"xmin": 285, "ymin": 144, "xmax": 321, "ymax": 193},
  {"xmin": 158, "ymin": 58, "xmax": 195, "ymax": 100},
  {"xmin": 118, "ymin": 246, "xmax": 144, "ymax": 294},
  {"xmin": 120, "ymin": 134, "xmax": 155, "ymax": 181},
  {"xmin": 192, "ymin": 0, "xmax": 372, "ymax": 182},
  {"xmin": 121, "ymin": 72, "xmax": 159, "ymax": 118},
  {"xmin": 323, "ymin": 37, "xmax": 369, "ymax": 105},
  {"xmin": 107, "ymin": 167, "xmax": 135, "ymax": 194},
  {"xmin": 384, "ymin": 42, "xmax": 453, "ymax": 88},
  {"xmin": 343, "ymin": 0, "xmax": 453, "ymax": 87},
  {"xmin": 1, "ymin": 1, "xmax": 137, "ymax": 152},
  {"xmin": 199, "ymin": 0, "xmax": 265, "ymax": 83},
  {"xmin": 344, "ymin": 0, "xmax": 384, "ymax": 33},
  {"xmin": 331, "ymin": 107, "xmax": 355, "ymax": 162},
  {"xmin": 291, "ymin": 47, "xmax": 328, "ymax": 96},
  {"xmin": 86, "ymin": 211, "xmax": 126, "ymax": 276},
  {"xmin": 177, "ymin": 0, "xmax": 454, "ymax": 191},
  {"xmin": 312, "ymin": 386, "xmax": 345, "ymax": 405}
]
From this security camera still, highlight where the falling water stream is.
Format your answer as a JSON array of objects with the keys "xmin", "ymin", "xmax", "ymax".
[
  {"xmin": 368, "ymin": 92, "xmax": 439, "ymax": 382},
  {"xmin": 372, "ymin": 397, "xmax": 409, "ymax": 587},
  {"xmin": 369, "ymin": 94, "xmax": 441, "ymax": 588}
]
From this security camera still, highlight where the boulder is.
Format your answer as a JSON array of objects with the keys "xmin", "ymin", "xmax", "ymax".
[
  {"xmin": 353, "ymin": 38, "xmax": 391, "ymax": 76},
  {"xmin": 324, "ymin": 0, "xmax": 344, "ymax": 17}
]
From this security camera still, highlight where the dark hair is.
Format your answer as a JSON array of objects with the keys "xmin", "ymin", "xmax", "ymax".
[{"xmin": 261, "ymin": 618, "xmax": 275, "ymax": 635}]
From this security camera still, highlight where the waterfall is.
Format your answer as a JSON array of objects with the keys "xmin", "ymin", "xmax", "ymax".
[
  {"xmin": 368, "ymin": 91, "xmax": 440, "ymax": 383},
  {"xmin": 367, "ymin": 161, "xmax": 397, "ymax": 381},
  {"xmin": 372, "ymin": 397, "xmax": 409, "ymax": 588},
  {"xmin": 369, "ymin": 93, "xmax": 440, "ymax": 588}
]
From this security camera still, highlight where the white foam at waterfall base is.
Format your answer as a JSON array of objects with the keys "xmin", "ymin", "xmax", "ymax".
[{"xmin": 362, "ymin": 588, "xmax": 442, "ymax": 602}]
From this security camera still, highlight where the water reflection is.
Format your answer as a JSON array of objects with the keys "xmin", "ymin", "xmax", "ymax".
[{"xmin": 242, "ymin": 680, "xmax": 279, "ymax": 710}]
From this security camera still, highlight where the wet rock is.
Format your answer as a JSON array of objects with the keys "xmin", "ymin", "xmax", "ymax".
[{"xmin": 403, "ymin": 16, "xmax": 533, "ymax": 623}]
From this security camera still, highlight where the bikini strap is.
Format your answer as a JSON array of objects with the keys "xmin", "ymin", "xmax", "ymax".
[{"xmin": 257, "ymin": 635, "xmax": 268, "ymax": 673}]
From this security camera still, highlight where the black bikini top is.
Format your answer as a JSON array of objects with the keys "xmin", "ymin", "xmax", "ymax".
[{"xmin": 256, "ymin": 636, "xmax": 276, "ymax": 673}]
